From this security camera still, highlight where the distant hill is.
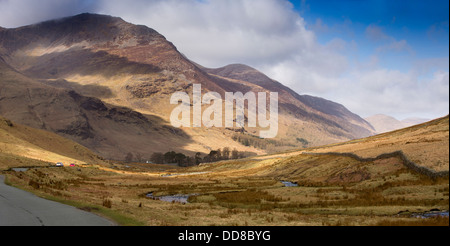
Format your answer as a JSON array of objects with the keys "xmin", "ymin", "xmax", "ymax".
[
  {"xmin": 0, "ymin": 13, "xmax": 375, "ymax": 160},
  {"xmin": 365, "ymin": 114, "xmax": 430, "ymax": 134},
  {"xmin": 402, "ymin": 117, "xmax": 430, "ymax": 127}
]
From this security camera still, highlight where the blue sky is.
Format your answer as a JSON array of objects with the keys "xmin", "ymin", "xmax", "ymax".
[
  {"xmin": 0, "ymin": 0, "xmax": 448, "ymax": 120},
  {"xmin": 287, "ymin": 0, "xmax": 449, "ymax": 119},
  {"xmin": 298, "ymin": 0, "xmax": 449, "ymax": 67},
  {"xmin": 293, "ymin": 0, "xmax": 449, "ymax": 70}
]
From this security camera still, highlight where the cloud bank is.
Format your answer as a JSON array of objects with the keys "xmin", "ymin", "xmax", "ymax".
[{"xmin": 0, "ymin": 0, "xmax": 448, "ymax": 120}]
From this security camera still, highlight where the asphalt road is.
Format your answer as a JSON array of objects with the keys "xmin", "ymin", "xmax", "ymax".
[{"xmin": 0, "ymin": 175, "xmax": 114, "ymax": 226}]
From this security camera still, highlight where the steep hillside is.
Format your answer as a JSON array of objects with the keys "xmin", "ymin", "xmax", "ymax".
[
  {"xmin": 1, "ymin": 13, "xmax": 376, "ymax": 159},
  {"xmin": 189, "ymin": 115, "xmax": 449, "ymax": 176},
  {"xmin": 0, "ymin": 116, "xmax": 107, "ymax": 170},
  {"xmin": 203, "ymin": 64, "xmax": 375, "ymax": 138},
  {"xmin": 0, "ymin": 54, "xmax": 192, "ymax": 160},
  {"xmin": 309, "ymin": 115, "xmax": 449, "ymax": 172}
]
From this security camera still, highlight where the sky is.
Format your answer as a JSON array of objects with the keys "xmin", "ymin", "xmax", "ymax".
[{"xmin": 0, "ymin": 0, "xmax": 448, "ymax": 120}]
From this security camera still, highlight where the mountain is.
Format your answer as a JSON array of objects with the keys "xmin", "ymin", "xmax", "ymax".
[
  {"xmin": 365, "ymin": 114, "xmax": 430, "ymax": 134},
  {"xmin": 0, "ymin": 13, "xmax": 375, "ymax": 160},
  {"xmin": 0, "ymin": 48, "xmax": 191, "ymax": 161},
  {"xmin": 365, "ymin": 114, "xmax": 408, "ymax": 134},
  {"xmin": 202, "ymin": 63, "xmax": 375, "ymax": 140},
  {"xmin": 402, "ymin": 117, "xmax": 430, "ymax": 127}
]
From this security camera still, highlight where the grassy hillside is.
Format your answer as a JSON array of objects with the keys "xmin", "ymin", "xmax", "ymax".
[
  {"xmin": 308, "ymin": 115, "xmax": 449, "ymax": 172},
  {"xmin": 0, "ymin": 116, "xmax": 107, "ymax": 170},
  {"xmin": 187, "ymin": 116, "xmax": 448, "ymax": 175}
]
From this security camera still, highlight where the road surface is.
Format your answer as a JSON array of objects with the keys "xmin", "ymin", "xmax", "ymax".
[{"xmin": 0, "ymin": 175, "xmax": 114, "ymax": 226}]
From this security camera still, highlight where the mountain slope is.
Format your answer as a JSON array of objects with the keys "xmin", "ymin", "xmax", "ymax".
[
  {"xmin": 0, "ymin": 116, "xmax": 107, "ymax": 170},
  {"xmin": 203, "ymin": 64, "xmax": 375, "ymax": 137},
  {"xmin": 1, "ymin": 13, "xmax": 376, "ymax": 159},
  {"xmin": 0, "ymin": 52, "xmax": 192, "ymax": 160},
  {"xmin": 190, "ymin": 115, "xmax": 449, "ymax": 179},
  {"xmin": 311, "ymin": 115, "xmax": 449, "ymax": 172}
]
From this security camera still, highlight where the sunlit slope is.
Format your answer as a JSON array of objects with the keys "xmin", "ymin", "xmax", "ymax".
[
  {"xmin": 0, "ymin": 116, "xmax": 107, "ymax": 170},
  {"xmin": 308, "ymin": 115, "xmax": 449, "ymax": 172},
  {"xmin": 189, "ymin": 116, "xmax": 449, "ymax": 179}
]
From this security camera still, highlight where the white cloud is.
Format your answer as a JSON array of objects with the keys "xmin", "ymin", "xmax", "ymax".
[
  {"xmin": 376, "ymin": 39, "xmax": 413, "ymax": 54},
  {"xmin": 365, "ymin": 24, "xmax": 390, "ymax": 41},
  {"xmin": 320, "ymin": 68, "xmax": 449, "ymax": 119},
  {"xmin": 96, "ymin": 0, "xmax": 315, "ymax": 67},
  {"xmin": 366, "ymin": 24, "xmax": 414, "ymax": 55},
  {"xmin": 0, "ymin": 0, "xmax": 98, "ymax": 28}
]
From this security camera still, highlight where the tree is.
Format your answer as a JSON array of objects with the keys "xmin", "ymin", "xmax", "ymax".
[
  {"xmin": 216, "ymin": 149, "xmax": 222, "ymax": 160},
  {"xmin": 135, "ymin": 153, "xmax": 143, "ymax": 163},
  {"xmin": 125, "ymin": 152, "xmax": 134, "ymax": 163},
  {"xmin": 150, "ymin": 152, "xmax": 164, "ymax": 164},
  {"xmin": 231, "ymin": 148, "xmax": 239, "ymax": 160},
  {"xmin": 222, "ymin": 147, "xmax": 230, "ymax": 160},
  {"xmin": 203, "ymin": 155, "xmax": 211, "ymax": 163},
  {"xmin": 174, "ymin": 153, "xmax": 187, "ymax": 166},
  {"xmin": 164, "ymin": 151, "xmax": 177, "ymax": 163},
  {"xmin": 195, "ymin": 152, "xmax": 202, "ymax": 165},
  {"xmin": 186, "ymin": 156, "xmax": 195, "ymax": 167},
  {"xmin": 209, "ymin": 150, "xmax": 219, "ymax": 162}
]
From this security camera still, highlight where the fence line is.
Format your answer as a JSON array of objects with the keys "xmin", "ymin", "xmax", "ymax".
[{"xmin": 302, "ymin": 151, "xmax": 449, "ymax": 179}]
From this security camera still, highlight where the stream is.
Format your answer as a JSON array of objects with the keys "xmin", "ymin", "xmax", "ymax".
[
  {"xmin": 146, "ymin": 192, "xmax": 194, "ymax": 204},
  {"xmin": 412, "ymin": 211, "xmax": 449, "ymax": 219},
  {"xmin": 281, "ymin": 181, "xmax": 299, "ymax": 187}
]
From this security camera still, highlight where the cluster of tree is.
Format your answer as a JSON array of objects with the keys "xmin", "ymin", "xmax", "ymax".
[
  {"xmin": 202, "ymin": 147, "xmax": 246, "ymax": 162},
  {"xmin": 149, "ymin": 151, "xmax": 200, "ymax": 167},
  {"xmin": 231, "ymin": 133, "xmax": 298, "ymax": 150},
  {"xmin": 148, "ymin": 147, "xmax": 247, "ymax": 167},
  {"xmin": 125, "ymin": 152, "xmax": 144, "ymax": 163}
]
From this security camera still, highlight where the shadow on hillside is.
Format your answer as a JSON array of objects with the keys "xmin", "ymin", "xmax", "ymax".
[
  {"xmin": 22, "ymin": 48, "xmax": 162, "ymax": 79},
  {"xmin": 39, "ymin": 78, "xmax": 115, "ymax": 99}
]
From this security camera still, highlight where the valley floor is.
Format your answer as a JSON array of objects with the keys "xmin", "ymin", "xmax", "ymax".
[
  {"xmin": 1, "ymin": 116, "xmax": 448, "ymax": 226},
  {"xmin": 2, "ymin": 151, "xmax": 448, "ymax": 226}
]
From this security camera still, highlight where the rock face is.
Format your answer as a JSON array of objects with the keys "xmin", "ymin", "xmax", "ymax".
[{"xmin": 0, "ymin": 13, "xmax": 376, "ymax": 160}]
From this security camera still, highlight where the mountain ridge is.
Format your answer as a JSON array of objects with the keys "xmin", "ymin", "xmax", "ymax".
[
  {"xmin": 201, "ymin": 63, "xmax": 375, "ymax": 136},
  {"xmin": 1, "ymin": 13, "xmax": 376, "ymax": 160}
]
